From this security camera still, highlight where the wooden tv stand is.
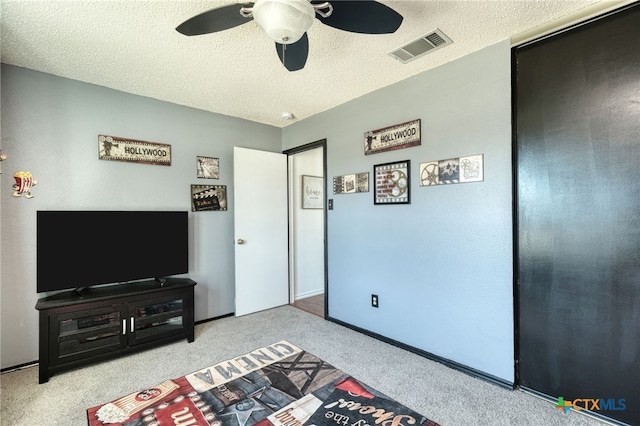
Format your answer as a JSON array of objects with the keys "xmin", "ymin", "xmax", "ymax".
[{"xmin": 35, "ymin": 278, "xmax": 195, "ymax": 384}]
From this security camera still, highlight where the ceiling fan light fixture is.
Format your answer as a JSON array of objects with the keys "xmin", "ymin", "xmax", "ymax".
[{"xmin": 252, "ymin": 0, "xmax": 315, "ymax": 44}]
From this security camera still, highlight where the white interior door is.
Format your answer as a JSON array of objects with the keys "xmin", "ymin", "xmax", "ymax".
[{"xmin": 233, "ymin": 147, "xmax": 289, "ymax": 316}]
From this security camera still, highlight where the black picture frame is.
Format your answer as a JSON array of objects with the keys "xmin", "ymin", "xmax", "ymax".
[{"xmin": 373, "ymin": 160, "xmax": 410, "ymax": 205}]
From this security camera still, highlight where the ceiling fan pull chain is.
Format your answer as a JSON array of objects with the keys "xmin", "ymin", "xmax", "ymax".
[
  {"xmin": 282, "ymin": 43, "xmax": 286, "ymax": 67},
  {"xmin": 312, "ymin": 2, "xmax": 333, "ymax": 18}
]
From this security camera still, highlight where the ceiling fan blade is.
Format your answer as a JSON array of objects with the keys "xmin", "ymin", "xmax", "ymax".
[
  {"xmin": 176, "ymin": 3, "xmax": 254, "ymax": 36},
  {"xmin": 275, "ymin": 33, "xmax": 309, "ymax": 71},
  {"xmin": 314, "ymin": 0, "xmax": 403, "ymax": 34}
]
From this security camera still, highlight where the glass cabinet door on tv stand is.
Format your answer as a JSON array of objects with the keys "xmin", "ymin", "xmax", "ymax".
[
  {"xmin": 52, "ymin": 305, "xmax": 126, "ymax": 365},
  {"xmin": 127, "ymin": 294, "xmax": 187, "ymax": 346}
]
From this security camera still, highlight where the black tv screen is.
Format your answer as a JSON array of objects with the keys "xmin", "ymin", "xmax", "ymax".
[{"xmin": 37, "ymin": 210, "xmax": 189, "ymax": 293}]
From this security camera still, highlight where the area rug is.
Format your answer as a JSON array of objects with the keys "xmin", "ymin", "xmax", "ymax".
[{"xmin": 87, "ymin": 340, "xmax": 440, "ymax": 426}]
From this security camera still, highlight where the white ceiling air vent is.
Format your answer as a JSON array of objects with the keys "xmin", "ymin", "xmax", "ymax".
[{"xmin": 388, "ymin": 29, "xmax": 453, "ymax": 63}]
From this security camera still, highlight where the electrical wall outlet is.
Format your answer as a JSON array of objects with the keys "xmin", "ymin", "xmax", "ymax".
[{"xmin": 371, "ymin": 294, "xmax": 379, "ymax": 308}]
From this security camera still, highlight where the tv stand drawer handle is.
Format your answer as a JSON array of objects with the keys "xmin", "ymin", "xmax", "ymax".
[
  {"xmin": 130, "ymin": 317, "xmax": 134, "ymax": 333},
  {"xmin": 122, "ymin": 319, "xmax": 126, "ymax": 335}
]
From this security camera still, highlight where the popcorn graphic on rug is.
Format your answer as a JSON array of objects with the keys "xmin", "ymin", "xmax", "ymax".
[
  {"xmin": 95, "ymin": 380, "xmax": 180, "ymax": 424},
  {"xmin": 13, "ymin": 170, "xmax": 38, "ymax": 198}
]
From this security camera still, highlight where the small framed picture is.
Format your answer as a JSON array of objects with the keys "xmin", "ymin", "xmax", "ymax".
[
  {"xmin": 374, "ymin": 160, "xmax": 410, "ymax": 205},
  {"xmin": 459, "ymin": 154, "xmax": 484, "ymax": 183},
  {"xmin": 419, "ymin": 154, "xmax": 483, "ymax": 186},
  {"xmin": 196, "ymin": 156, "xmax": 219, "ymax": 179},
  {"xmin": 191, "ymin": 185, "xmax": 227, "ymax": 211},
  {"xmin": 302, "ymin": 175, "xmax": 324, "ymax": 209},
  {"xmin": 419, "ymin": 161, "xmax": 439, "ymax": 186},
  {"xmin": 333, "ymin": 172, "xmax": 369, "ymax": 194}
]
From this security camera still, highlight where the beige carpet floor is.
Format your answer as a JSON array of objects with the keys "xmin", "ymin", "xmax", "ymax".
[{"xmin": 1, "ymin": 305, "xmax": 610, "ymax": 425}]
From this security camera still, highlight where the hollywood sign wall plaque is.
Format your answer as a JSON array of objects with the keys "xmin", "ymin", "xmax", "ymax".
[
  {"xmin": 98, "ymin": 135, "xmax": 171, "ymax": 166},
  {"xmin": 364, "ymin": 119, "xmax": 421, "ymax": 155}
]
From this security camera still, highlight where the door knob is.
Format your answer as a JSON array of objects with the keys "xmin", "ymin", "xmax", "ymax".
[{"xmin": 236, "ymin": 239, "xmax": 245, "ymax": 245}]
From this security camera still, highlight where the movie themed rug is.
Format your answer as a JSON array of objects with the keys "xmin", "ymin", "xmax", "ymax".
[{"xmin": 87, "ymin": 340, "xmax": 440, "ymax": 426}]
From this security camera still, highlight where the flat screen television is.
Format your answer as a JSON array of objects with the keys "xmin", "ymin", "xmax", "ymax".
[{"xmin": 37, "ymin": 210, "xmax": 189, "ymax": 293}]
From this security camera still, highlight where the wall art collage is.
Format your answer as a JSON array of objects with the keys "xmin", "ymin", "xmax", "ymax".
[
  {"xmin": 332, "ymin": 119, "xmax": 484, "ymax": 205},
  {"xmin": 192, "ymin": 155, "xmax": 226, "ymax": 212},
  {"xmin": 95, "ymin": 134, "xmax": 227, "ymax": 212}
]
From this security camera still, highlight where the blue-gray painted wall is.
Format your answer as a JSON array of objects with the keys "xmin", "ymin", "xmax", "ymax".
[
  {"xmin": 0, "ymin": 64, "xmax": 282, "ymax": 368},
  {"xmin": 283, "ymin": 40, "xmax": 514, "ymax": 382}
]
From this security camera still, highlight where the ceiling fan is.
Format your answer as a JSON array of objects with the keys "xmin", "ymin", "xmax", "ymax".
[{"xmin": 176, "ymin": 0, "xmax": 403, "ymax": 71}]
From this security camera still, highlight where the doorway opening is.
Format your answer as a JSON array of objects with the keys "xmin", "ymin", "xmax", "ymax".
[
  {"xmin": 284, "ymin": 140, "xmax": 327, "ymax": 319},
  {"xmin": 292, "ymin": 294, "xmax": 324, "ymax": 318}
]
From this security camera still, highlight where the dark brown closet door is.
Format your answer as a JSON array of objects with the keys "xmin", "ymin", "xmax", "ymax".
[{"xmin": 514, "ymin": 4, "xmax": 640, "ymax": 425}]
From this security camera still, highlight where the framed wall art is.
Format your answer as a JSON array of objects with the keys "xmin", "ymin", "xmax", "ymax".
[
  {"xmin": 374, "ymin": 160, "xmax": 410, "ymax": 205},
  {"xmin": 419, "ymin": 154, "xmax": 484, "ymax": 186},
  {"xmin": 196, "ymin": 156, "xmax": 219, "ymax": 179},
  {"xmin": 419, "ymin": 161, "xmax": 439, "ymax": 186},
  {"xmin": 98, "ymin": 135, "xmax": 171, "ymax": 166},
  {"xmin": 191, "ymin": 184, "xmax": 227, "ymax": 211},
  {"xmin": 438, "ymin": 158, "xmax": 460, "ymax": 184},
  {"xmin": 459, "ymin": 154, "xmax": 484, "ymax": 183},
  {"xmin": 364, "ymin": 119, "xmax": 421, "ymax": 155},
  {"xmin": 333, "ymin": 172, "xmax": 369, "ymax": 194},
  {"xmin": 301, "ymin": 175, "xmax": 324, "ymax": 209}
]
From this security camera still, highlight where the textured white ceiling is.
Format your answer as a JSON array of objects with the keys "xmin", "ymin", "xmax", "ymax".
[{"xmin": 0, "ymin": 0, "xmax": 619, "ymax": 127}]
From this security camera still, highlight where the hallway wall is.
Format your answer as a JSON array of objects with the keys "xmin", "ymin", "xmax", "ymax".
[{"xmin": 288, "ymin": 147, "xmax": 325, "ymax": 300}]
